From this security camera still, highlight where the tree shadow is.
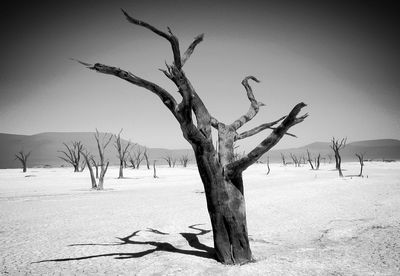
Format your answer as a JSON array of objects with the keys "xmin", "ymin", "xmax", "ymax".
[{"xmin": 33, "ymin": 224, "xmax": 215, "ymax": 263}]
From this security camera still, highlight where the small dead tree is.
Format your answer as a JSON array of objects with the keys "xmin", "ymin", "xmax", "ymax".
[
  {"xmin": 290, "ymin": 153, "xmax": 300, "ymax": 167},
  {"xmin": 77, "ymin": 11, "xmax": 307, "ymax": 264},
  {"xmin": 355, "ymin": 153, "xmax": 365, "ymax": 177},
  {"xmin": 94, "ymin": 129, "xmax": 112, "ymax": 190},
  {"xmin": 82, "ymin": 151, "xmax": 97, "ymax": 189},
  {"xmin": 280, "ymin": 153, "xmax": 286, "ymax": 166},
  {"xmin": 132, "ymin": 146, "xmax": 145, "ymax": 169},
  {"xmin": 330, "ymin": 137, "xmax": 346, "ymax": 177},
  {"xmin": 266, "ymin": 156, "xmax": 270, "ymax": 175},
  {"xmin": 15, "ymin": 150, "xmax": 31, "ymax": 173},
  {"xmin": 179, "ymin": 154, "xmax": 190, "ymax": 167},
  {"xmin": 58, "ymin": 141, "xmax": 83, "ymax": 172},
  {"xmin": 144, "ymin": 148, "xmax": 150, "ymax": 169},
  {"xmin": 163, "ymin": 155, "xmax": 173, "ymax": 168},
  {"xmin": 114, "ymin": 130, "xmax": 131, "ymax": 178},
  {"xmin": 153, "ymin": 160, "xmax": 158, "ymax": 178},
  {"xmin": 314, "ymin": 153, "xmax": 321, "ymax": 170},
  {"xmin": 306, "ymin": 150, "xmax": 315, "ymax": 170}
]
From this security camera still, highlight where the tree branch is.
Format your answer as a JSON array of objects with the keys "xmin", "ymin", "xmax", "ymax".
[
  {"xmin": 182, "ymin": 34, "xmax": 204, "ymax": 66},
  {"xmin": 121, "ymin": 9, "xmax": 182, "ymax": 69},
  {"xmin": 226, "ymin": 102, "xmax": 308, "ymax": 175},
  {"xmin": 74, "ymin": 60, "xmax": 179, "ymax": 119},
  {"xmin": 235, "ymin": 116, "xmax": 286, "ymax": 140},
  {"xmin": 230, "ymin": 76, "xmax": 265, "ymax": 130}
]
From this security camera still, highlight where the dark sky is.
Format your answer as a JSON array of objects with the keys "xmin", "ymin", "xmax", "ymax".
[{"xmin": 1, "ymin": 0, "xmax": 399, "ymax": 149}]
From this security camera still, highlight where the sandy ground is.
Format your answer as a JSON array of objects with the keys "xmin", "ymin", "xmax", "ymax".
[{"xmin": 1, "ymin": 162, "xmax": 399, "ymax": 275}]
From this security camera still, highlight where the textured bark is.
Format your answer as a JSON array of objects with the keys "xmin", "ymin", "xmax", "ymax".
[{"xmin": 77, "ymin": 11, "xmax": 307, "ymax": 264}]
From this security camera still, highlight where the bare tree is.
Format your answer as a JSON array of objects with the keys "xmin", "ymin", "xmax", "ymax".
[
  {"xmin": 266, "ymin": 156, "xmax": 270, "ymax": 175},
  {"xmin": 179, "ymin": 154, "xmax": 190, "ymax": 167},
  {"xmin": 143, "ymin": 148, "xmax": 150, "ymax": 169},
  {"xmin": 131, "ymin": 146, "xmax": 145, "ymax": 169},
  {"xmin": 306, "ymin": 150, "xmax": 315, "ymax": 170},
  {"xmin": 355, "ymin": 153, "xmax": 365, "ymax": 177},
  {"xmin": 163, "ymin": 154, "xmax": 173, "ymax": 168},
  {"xmin": 15, "ymin": 150, "xmax": 31, "ymax": 173},
  {"xmin": 114, "ymin": 130, "xmax": 131, "ymax": 178},
  {"xmin": 82, "ymin": 151, "xmax": 97, "ymax": 189},
  {"xmin": 280, "ymin": 153, "xmax": 286, "ymax": 166},
  {"xmin": 330, "ymin": 137, "xmax": 346, "ymax": 177},
  {"xmin": 94, "ymin": 129, "xmax": 112, "ymax": 190},
  {"xmin": 290, "ymin": 153, "xmax": 300, "ymax": 167},
  {"xmin": 76, "ymin": 11, "xmax": 307, "ymax": 264},
  {"xmin": 153, "ymin": 160, "xmax": 158, "ymax": 178},
  {"xmin": 306, "ymin": 150, "xmax": 321, "ymax": 170},
  {"xmin": 128, "ymin": 153, "xmax": 136, "ymax": 169},
  {"xmin": 58, "ymin": 141, "xmax": 83, "ymax": 172}
]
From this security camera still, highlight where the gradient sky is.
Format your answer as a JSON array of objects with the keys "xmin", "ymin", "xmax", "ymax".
[{"xmin": 1, "ymin": 0, "xmax": 399, "ymax": 150}]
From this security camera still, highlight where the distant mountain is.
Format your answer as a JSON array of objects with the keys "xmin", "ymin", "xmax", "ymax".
[
  {"xmin": 1, "ymin": 132, "xmax": 399, "ymax": 168},
  {"xmin": 0, "ymin": 132, "xmax": 192, "ymax": 169},
  {"xmin": 262, "ymin": 139, "xmax": 400, "ymax": 164}
]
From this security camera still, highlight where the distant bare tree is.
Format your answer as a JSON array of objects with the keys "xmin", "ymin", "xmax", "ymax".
[
  {"xmin": 15, "ymin": 150, "xmax": 31, "ymax": 173},
  {"xmin": 82, "ymin": 151, "xmax": 97, "ymax": 189},
  {"xmin": 290, "ymin": 153, "xmax": 300, "ymax": 167},
  {"xmin": 330, "ymin": 137, "xmax": 346, "ymax": 177},
  {"xmin": 306, "ymin": 150, "xmax": 321, "ymax": 170},
  {"xmin": 58, "ymin": 141, "xmax": 83, "ymax": 172},
  {"xmin": 355, "ymin": 153, "xmax": 365, "ymax": 177},
  {"xmin": 163, "ymin": 155, "xmax": 173, "ymax": 168},
  {"xmin": 91, "ymin": 156, "xmax": 99, "ymax": 179},
  {"xmin": 280, "ymin": 153, "xmax": 286, "ymax": 166},
  {"xmin": 180, "ymin": 154, "xmax": 190, "ymax": 167},
  {"xmin": 114, "ymin": 130, "xmax": 131, "ymax": 178},
  {"xmin": 143, "ymin": 148, "xmax": 150, "ymax": 169},
  {"xmin": 128, "ymin": 153, "xmax": 136, "ymax": 169},
  {"xmin": 94, "ymin": 129, "xmax": 112, "ymax": 189},
  {"xmin": 327, "ymin": 154, "xmax": 333, "ymax": 164},
  {"xmin": 153, "ymin": 160, "xmax": 158, "ymax": 178},
  {"xmin": 266, "ymin": 156, "xmax": 270, "ymax": 175},
  {"xmin": 131, "ymin": 146, "xmax": 145, "ymax": 169}
]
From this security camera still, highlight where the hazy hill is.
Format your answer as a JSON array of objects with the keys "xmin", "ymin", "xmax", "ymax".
[
  {"xmin": 263, "ymin": 139, "xmax": 400, "ymax": 164},
  {"xmin": 0, "ymin": 132, "xmax": 192, "ymax": 169},
  {"xmin": 1, "ymin": 132, "xmax": 399, "ymax": 168}
]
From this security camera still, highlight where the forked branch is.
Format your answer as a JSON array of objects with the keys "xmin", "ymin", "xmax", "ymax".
[
  {"xmin": 227, "ymin": 102, "xmax": 308, "ymax": 175},
  {"xmin": 230, "ymin": 76, "xmax": 265, "ymax": 130}
]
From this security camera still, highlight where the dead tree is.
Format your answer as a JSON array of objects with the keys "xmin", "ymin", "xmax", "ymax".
[
  {"xmin": 131, "ymin": 146, "xmax": 145, "ymax": 169},
  {"xmin": 306, "ymin": 150, "xmax": 315, "ymax": 170},
  {"xmin": 76, "ymin": 11, "xmax": 307, "ymax": 264},
  {"xmin": 58, "ymin": 141, "xmax": 83, "ymax": 172},
  {"xmin": 94, "ymin": 129, "xmax": 112, "ymax": 190},
  {"xmin": 82, "ymin": 151, "xmax": 97, "ymax": 189},
  {"xmin": 180, "ymin": 154, "xmax": 190, "ymax": 167},
  {"xmin": 144, "ymin": 148, "xmax": 150, "ymax": 169},
  {"xmin": 163, "ymin": 154, "xmax": 173, "ymax": 168},
  {"xmin": 280, "ymin": 153, "xmax": 286, "ymax": 166},
  {"xmin": 15, "ymin": 150, "xmax": 31, "ymax": 173},
  {"xmin": 355, "ymin": 153, "xmax": 365, "ymax": 177},
  {"xmin": 314, "ymin": 153, "xmax": 321, "ymax": 170},
  {"xmin": 266, "ymin": 156, "xmax": 270, "ymax": 175},
  {"xmin": 114, "ymin": 130, "xmax": 131, "ymax": 178},
  {"xmin": 153, "ymin": 160, "xmax": 158, "ymax": 178},
  {"xmin": 91, "ymin": 156, "xmax": 99, "ymax": 178},
  {"xmin": 290, "ymin": 153, "xmax": 300, "ymax": 167},
  {"xmin": 128, "ymin": 153, "xmax": 136, "ymax": 169},
  {"xmin": 330, "ymin": 137, "xmax": 346, "ymax": 177}
]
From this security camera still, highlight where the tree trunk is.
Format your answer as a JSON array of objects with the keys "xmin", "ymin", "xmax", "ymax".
[
  {"xmin": 74, "ymin": 165, "xmax": 79, "ymax": 172},
  {"xmin": 23, "ymin": 165, "xmax": 27, "ymax": 173},
  {"xmin": 194, "ymin": 147, "xmax": 252, "ymax": 264},
  {"xmin": 118, "ymin": 160, "xmax": 123, "ymax": 179}
]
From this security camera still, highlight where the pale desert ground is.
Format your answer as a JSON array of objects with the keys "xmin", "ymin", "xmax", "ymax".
[{"xmin": 1, "ymin": 162, "xmax": 399, "ymax": 275}]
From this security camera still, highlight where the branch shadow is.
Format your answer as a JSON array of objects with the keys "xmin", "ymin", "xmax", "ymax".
[{"xmin": 33, "ymin": 224, "xmax": 215, "ymax": 263}]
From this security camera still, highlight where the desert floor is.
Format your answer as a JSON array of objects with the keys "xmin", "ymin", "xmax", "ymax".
[{"xmin": 1, "ymin": 162, "xmax": 399, "ymax": 275}]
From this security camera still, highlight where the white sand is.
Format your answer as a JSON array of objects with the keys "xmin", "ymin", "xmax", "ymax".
[{"xmin": 1, "ymin": 162, "xmax": 399, "ymax": 275}]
